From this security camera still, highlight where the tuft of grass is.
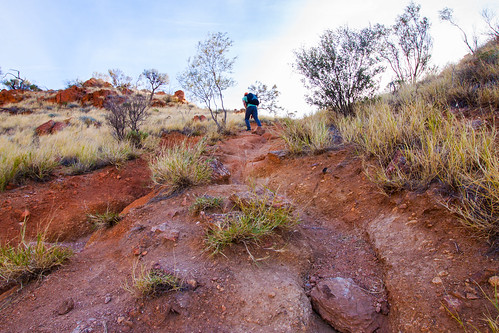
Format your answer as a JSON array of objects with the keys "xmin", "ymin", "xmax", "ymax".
[
  {"xmin": 149, "ymin": 139, "xmax": 212, "ymax": 192},
  {"xmin": 189, "ymin": 195, "xmax": 223, "ymax": 216},
  {"xmin": 88, "ymin": 208, "xmax": 122, "ymax": 230},
  {"xmin": 279, "ymin": 112, "xmax": 332, "ymax": 155},
  {"xmin": 0, "ymin": 224, "xmax": 73, "ymax": 285},
  {"xmin": 124, "ymin": 262, "xmax": 181, "ymax": 298},
  {"xmin": 204, "ymin": 190, "xmax": 298, "ymax": 255}
]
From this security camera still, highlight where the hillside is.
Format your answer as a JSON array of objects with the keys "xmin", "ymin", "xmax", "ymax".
[{"xmin": 0, "ymin": 125, "xmax": 497, "ymax": 332}]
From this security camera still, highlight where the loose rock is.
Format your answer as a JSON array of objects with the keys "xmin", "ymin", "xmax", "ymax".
[{"xmin": 56, "ymin": 298, "xmax": 74, "ymax": 315}]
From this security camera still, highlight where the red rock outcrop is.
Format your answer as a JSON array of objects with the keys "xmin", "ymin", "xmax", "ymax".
[
  {"xmin": 0, "ymin": 90, "xmax": 24, "ymax": 106},
  {"xmin": 82, "ymin": 78, "xmax": 113, "ymax": 89},
  {"xmin": 151, "ymin": 99, "xmax": 167, "ymax": 108},
  {"xmin": 81, "ymin": 89, "xmax": 113, "ymax": 108},
  {"xmin": 174, "ymin": 90, "xmax": 186, "ymax": 103},
  {"xmin": 55, "ymin": 86, "xmax": 85, "ymax": 104}
]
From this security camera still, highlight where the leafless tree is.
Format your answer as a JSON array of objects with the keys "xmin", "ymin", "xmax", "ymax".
[{"xmin": 482, "ymin": 9, "xmax": 499, "ymax": 40}]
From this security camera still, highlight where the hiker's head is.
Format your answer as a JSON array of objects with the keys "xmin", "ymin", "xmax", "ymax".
[{"xmin": 244, "ymin": 92, "xmax": 249, "ymax": 96}]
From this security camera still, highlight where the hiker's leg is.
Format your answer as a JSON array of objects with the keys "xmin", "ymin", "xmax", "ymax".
[
  {"xmin": 252, "ymin": 108, "xmax": 262, "ymax": 127},
  {"xmin": 244, "ymin": 108, "xmax": 252, "ymax": 130}
]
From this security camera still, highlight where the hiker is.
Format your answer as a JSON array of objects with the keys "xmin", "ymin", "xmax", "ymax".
[{"xmin": 242, "ymin": 92, "xmax": 262, "ymax": 132}]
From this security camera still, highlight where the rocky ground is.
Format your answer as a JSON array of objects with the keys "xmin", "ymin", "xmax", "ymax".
[{"xmin": 0, "ymin": 127, "xmax": 498, "ymax": 332}]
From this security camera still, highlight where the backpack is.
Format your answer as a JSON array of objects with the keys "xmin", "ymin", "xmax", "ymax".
[{"xmin": 246, "ymin": 93, "xmax": 259, "ymax": 106}]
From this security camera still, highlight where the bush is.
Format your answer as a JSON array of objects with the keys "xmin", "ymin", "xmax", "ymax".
[
  {"xmin": 294, "ymin": 26, "xmax": 383, "ymax": 115},
  {"xmin": 88, "ymin": 207, "xmax": 122, "ymax": 229}
]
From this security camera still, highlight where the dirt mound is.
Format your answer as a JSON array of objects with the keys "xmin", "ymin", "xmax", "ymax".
[{"xmin": 0, "ymin": 129, "xmax": 497, "ymax": 332}]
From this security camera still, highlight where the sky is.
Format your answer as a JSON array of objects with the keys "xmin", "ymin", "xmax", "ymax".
[{"xmin": 1, "ymin": 0, "xmax": 498, "ymax": 116}]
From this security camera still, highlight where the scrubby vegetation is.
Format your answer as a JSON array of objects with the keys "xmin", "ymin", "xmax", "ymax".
[
  {"xmin": 149, "ymin": 139, "xmax": 212, "ymax": 192},
  {"xmin": 189, "ymin": 195, "xmax": 224, "ymax": 215},
  {"xmin": 124, "ymin": 262, "xmax": 181, "ymax": 298},
  {"xmin": 329, "ymin": 39, "xmax": 499, "ymax": 243},
  {"xmin": 204, "ymin": 190, "xmax": 299, "ymax": 255},
  {"xmin": 88, "ymin": 207, "xmax": 122, "ymax": 230},
  {"xmin": 0, "ymin": 225, "xmax": 72, "ymax": 285}
]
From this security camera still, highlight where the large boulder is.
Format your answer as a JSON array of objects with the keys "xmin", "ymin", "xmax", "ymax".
[
  {"xmin": 310, "ymin": 277, "xmax": 388, "ymax": 333},
  {"xmin": 35, "ymin": 119, "xmax": 71, "ymax": 136}
]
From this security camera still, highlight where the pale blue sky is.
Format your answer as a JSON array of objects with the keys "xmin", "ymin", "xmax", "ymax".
[{"xmin": 1, "ymin": 0, "xmax": 497, "ymax": 114}]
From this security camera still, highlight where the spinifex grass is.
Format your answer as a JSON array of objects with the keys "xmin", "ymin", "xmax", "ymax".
[
  {"xmin": 124, "ymin": 262, "xmax": 182, "ymax": 298},
  {"xmin": 189, "ymin": 195, "xmax": 223, "ymax": 215},
  {"xmin": 205, "ymin": 192, "xmax": 299, "ymax": 255},
  {"xmin": 279, "ymin": 112, "xmax": 332, "ymax": 155},
  {"xmin": 149, "ymin": 139, "xmax": 212, "ymax": 192},
  {"xmin": 88, "ymin": 207, "xmax": 122, "ymax": 230},
  {"xmin": 0, "ymin": 224, "xmax": 73, "ymax": 285}
]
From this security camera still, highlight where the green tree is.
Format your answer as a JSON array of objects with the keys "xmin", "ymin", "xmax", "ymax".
[
  {"xmin": 178, "ymin": 32, "xmax": 236, "ymax": 132},
  {"xmin": 247, "ymin": 81, "xmax": 283, "ymax": 116},
  {"xmin": 294, "ymin": 26, "xmax": 383, "ymax": 116},
  {"xmin": 379, "ymin": 2, "xmax": 433, "ymax": 86}
]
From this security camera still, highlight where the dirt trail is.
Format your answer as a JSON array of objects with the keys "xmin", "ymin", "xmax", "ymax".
[{"xmin": 0, "ymin": 129, "xmax": 497, "ymax": 332}]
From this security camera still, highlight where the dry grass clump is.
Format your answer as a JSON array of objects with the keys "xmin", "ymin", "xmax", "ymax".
[
  {"xmin": 279, "ymin": 111, "xmax": 332, "ymax": 155},
  {"xmin": 189, "ymin": 195, "xmax": 223, "ymax": 215},
  {"xmin": 0, "ymin": 224, "xmax": 73, "ymax": 285},
  {"xmin": 149, "ymin": 139, "xmax": 212, "ymax": 192},
  {"xmin": 124, "ymin": 262, "xmax": 182, "ymax": 298},
  {"xmin": 88, "ymin": 207, "xmax": 122, "ymax": 230},
  {"xmin": 204, "ymin": 190, "xmax": 299, "ymax": 255}
]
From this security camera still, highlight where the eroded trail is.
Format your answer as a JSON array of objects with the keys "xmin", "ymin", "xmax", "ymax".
[{"xmin": 0, "ymin": 129, "xmax": 497, "ymax": 332}]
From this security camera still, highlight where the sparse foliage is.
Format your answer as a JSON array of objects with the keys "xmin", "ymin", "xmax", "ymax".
[
  {"xmin": 142, "ymin": 69, "xmax": 169, "ymax": 101},
  {"xmin": 439, "ymin": 7, "xmax": 479, "ymax": 54},
  {"xmin": 295, "ymin": 26, "xmax": 383, "ymax": 116},
  {"xmin": 482, "ymin": 9, "xmax": 499, "ymax": 40},
  {"xmin": 379, "ymin": 2, "xmax": 433, "ymax": 86},
  {"xmin": 178, "ymin": 32, "xmax": 236, "ymax": 132},
  {"xmin": 105, "ymin": 94, "xmax": 150, "ymax": 145},
  {"xmin": 124, "ymin": 262, "xmax": 181, "ymax": 298},
  {"xmin": 108, "ymin": 68, "xmax": 132, "ymax": 90},
  {"xmin": 247, "ymin": 81, "xmax": 283, "ymax": 116}
]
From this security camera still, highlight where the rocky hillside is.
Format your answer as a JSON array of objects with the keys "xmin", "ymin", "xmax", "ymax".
[{"xmin": 0, "ymin": 127, "xmax": 497, "ymax": 332}]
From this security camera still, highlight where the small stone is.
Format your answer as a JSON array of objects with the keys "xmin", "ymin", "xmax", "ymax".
[
  {"xmin": 398, "ymin": 204, "xmax": 407, "ymax": 210},
  {"xmin": 162, "ymin": 230, "xmax": 180, "ymax": 242},
  {"xmin": 20, "ymin": 209, "xmax": 30, "ymax": 220},
  {"xmin": 443, "ymin": 295, "xmax": 462, "ymax": 311},
  {"xmin": 104, "ymin": 295, "xmax": 112, "ymax": 304},
  {"xmin": 141, "ymin": 251, "xmax": 148, "ymax": 256},
  {"xmin": 268, "ymin": 292, "xmax": 276, "ymax": 298},
  {"xmin": 181, "ymin": 197, "xmax": 188, "ymax": 206},
  {"xmin": 466, "ymin": 293, "xmax": 479, "ymax": 300},
  {"xmin": 489, "ymin": 276, "xmax": 499, "ymax": 287},
  {"xmin": 438, "ymin": 271, "xmax": 449, "ymax": 277},
  {"xmin": 432, "ymin": 277, "xmax": 443, "ymax": 285},
  {"xmin": 56, "ymin": 298, "xmax": 74, "ymax": 315},
  {"xmin": 117, "ymin": 316, "xmax": 125, "ymax": 324},
  {"xmin": 124, "ymin": 320, "xmax": 134, "ymax": 328},
  {"xmin": 187, "ymin": 279, "xmax": 198, "ymax": 290},
  {"xmin": 132, "ymin": 248, "xmax": 141, "ymax": 256}
]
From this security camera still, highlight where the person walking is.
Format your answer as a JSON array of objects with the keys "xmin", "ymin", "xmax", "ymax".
[{"xmin": 242, "ymin": 92, "xmax": 263, "ymax": 132}]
